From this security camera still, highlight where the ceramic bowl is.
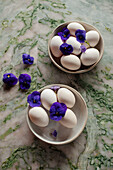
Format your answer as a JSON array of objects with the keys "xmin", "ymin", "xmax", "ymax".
[
  {"xmin": 26, "ymin": 84, "xmax": 88, "ymax": 145},
  {"xmin": 48, "ymin": 21, "xmax": 104, "ymax": 74}
]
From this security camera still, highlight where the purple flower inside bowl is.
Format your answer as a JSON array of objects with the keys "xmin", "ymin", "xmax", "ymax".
[
  {"xmin": 27, "ymin": 91, "xmax": 41, "ymax": 107},
  {"xmin": 49, "ymin": 102, "xmax": 67, "ymax": 121},
  {"xmin": 75, "ymin": 29, "xmax": 86, "ymax": 43},
  {"xmin": 58, "ymin": 28, "xmax": 70, "ymax": 41},
  {"xmin": 60, "ymin": 43, "xmax": 73, "ymax": 55}
]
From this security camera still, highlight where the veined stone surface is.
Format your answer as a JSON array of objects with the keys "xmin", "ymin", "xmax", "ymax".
[{"xmin": 0, "ymin": 0, "xmax": 113, "ymax": 169}]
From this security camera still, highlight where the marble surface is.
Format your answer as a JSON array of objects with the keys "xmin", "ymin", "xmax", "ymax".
[{"xmin": 0, "ymin": 0, "xmax": 113, "ymax": 169}]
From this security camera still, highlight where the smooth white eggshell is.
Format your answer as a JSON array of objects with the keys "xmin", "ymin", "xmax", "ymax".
[
  {"xmin": 41, "ymin": 89, "xmax": 57, "ymax": 110},
  {"xmin": 80, "ymin": 48, "xmax": 100, "ymax": 66},
  {"xmin": 61, "ymin": 54, "xmax": 81, "ymax": 70},
  {"xmin": 50, "ymin": 36, "xmax": 63, "ymax": 57},
  {"xmin": 86, "ymin": 30, "xmax": 100, "ymax": 47},
  {"xmin": 67, "ymin": 22, "xmax": 85, "ymax": 36},
  {"xmin": 66, "ymin": 36, "xmax": 81, "ymax": 55},
  {"xmin": 57, "ymin": 88, "xmax": 76, "ymax": 108},
  {"xmin": 29, "ymin": 107, "xmax": 49, "ymax": 127},
  {"xmin": 60, "ymin": 109, "xmax": 77, "ymax": 128}
]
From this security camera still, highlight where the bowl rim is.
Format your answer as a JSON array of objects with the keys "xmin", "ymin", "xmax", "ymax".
[
  {"xmin": 26, "ymin": 84, "xmax": 88, "ymax": 145},
  {"xmin": 48, "ymin": 20, "xmax": 104, "ymax": 74}
]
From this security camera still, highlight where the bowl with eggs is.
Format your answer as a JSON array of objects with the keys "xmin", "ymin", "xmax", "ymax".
[
  {"xmin": 48, "ymin": 21, "xmax": 104, "ymax": 74},
  {"xmin": 26, "ymin": 84, "xmax": 88, "ymax": 145}
]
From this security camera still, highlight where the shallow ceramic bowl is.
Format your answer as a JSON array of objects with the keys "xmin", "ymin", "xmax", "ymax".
[
  {"xmin": 48, "ymin": 21, "xmax": 104, "ymax": 74},
  {"xmin": 26, "ymin": 84, "xmax": 88, "ymax": 145}
]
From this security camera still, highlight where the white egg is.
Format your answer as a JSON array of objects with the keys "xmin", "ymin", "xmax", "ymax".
[
  {"xmin": 57, "ymin": 88, "xmax": 76, "ymax": 108},
  {"xmin": 66, "ymin": 36, "xmax": 81, "ymax": 55},
  {"xmin": 29, "ymin": 107, "xmax": 49, "ymax": 127},
  {"xmin": 86, "ymin": 30, "xmax": 100, "ymax": 47},
  {"xmin": 50, "ymin": 36, "xmax": 63, "ymax": 57},
  {"xmin": 59, "ymin": 109, "xmax": 77, "ymax": 128},
  {"xmin": 61, "ymin": 54, "xmax": 81, "ymax": 70},
  {"xmin": 41, "ymin": 89, "xmax": 57, "ymax": 110},
  {"xmin": 80, "ymin": 48, "xmax": 100, "ymax": 66},
  {"xmin": 67, "ymin": 22, "xmax": 85, "ymax": 36}
]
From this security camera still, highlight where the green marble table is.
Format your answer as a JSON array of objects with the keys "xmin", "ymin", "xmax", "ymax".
[{"xmin": 0, "ymin": 0, "xmax": 113, "ymax": 169}]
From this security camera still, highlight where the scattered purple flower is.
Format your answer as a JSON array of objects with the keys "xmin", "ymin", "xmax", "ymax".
[
  {"xmin": 22, "ymin": 54, "xmax": 34, "ymax": 65},
  {"xmin": 49, "ymin": 102, "xmax": 67, "ymax": 121},
  {"xmin": 80, "ymin": 45, "xmax": 86, "ymax": 53},
  {"xmin": 75, "ymin": 29, "xmax": 86, "ymax": 43},
  {"xmin": 3, "ymin": 73, "xmax": 18, "ymax": 86},
  {"xmin": 27, "ymin": 91, "xmax": 41, "ymax": 107},
  {"xmin": 60, "ymin": 43, "xmax": 73, "ymax": 55},
  {"xmin": 19, "ymin": 74, "xmax": 31, "ymax": 90},
  {"xmin": 51, "ymin": 130, "xmax": 57, "ymax": 137},
  {"xmin": 58, "ymin": 28, "xmax": 70, "ymax": 41}
]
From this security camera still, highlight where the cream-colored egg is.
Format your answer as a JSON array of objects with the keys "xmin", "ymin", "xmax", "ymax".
[
  {"xmin": 66, "ymin": 36, "xmax": 81, "ymax": 55},
  {"xmin": 80, "ymin": 48, "xmax": 99, "ymax": 66},
  {"xmin": 60, "ymin": 109, "xmax": 77, "ymax": 128},
  {"xmin": 67, "ymin": 22, "xmax": 85, "ymax": 36},
  {"xmin": 57, "ymin": 88, "xmax": 76, "ymax": 108},
  {"xmin": 86, "ymin": 30, "xmax": 100, "ymax": 47},
  {"xmin": 41, "ymin": 89, "xmax": 57, "ymax": 110},
  {"xmin": 29, "ymin": 107, "xmax": 49, "ymax": 127},
  {"xmin": 61, "ymin": 54, "xmax": 81, "ymax": 70},
  {"xmin": 50, "ymin": 36, "xmax": 63, "ymax": 57}
]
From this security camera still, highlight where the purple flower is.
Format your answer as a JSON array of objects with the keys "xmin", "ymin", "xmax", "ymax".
[
  {"xmin": 50, "ymin": 86, "xmax": 60, "ymax": 93},
  {"xmin": 60, "ymin": 43, "xmax": 73, "ymax": 55},
  {"xmin": 75, "ymin": 29, "xmax": 86, "ymax": 43},
  {"xmin": 80, "ymin": 45, "xmax": 86, "ymax": 53},
  {"xmin": 19, "ymin": 74, "xmax": 31, "ymax": 90},
  {"xmin": 52, "ymin": 130, "xmax": 57, "ymax": 137},
  {"xmin": 22, "ymin": 54, "xmax": 34, "ymax": 65},
  {"xmin": 50, "ymin": 102, "xmax": 67, "ymax": 121},
  {"xmin": 27, "ymin": 91, "xmax": 41, "ymax": 107},
  {"xmin": 3, "ymin": 73, "xmax": 18, "ymax": 86},
  {"xmin": 58, "ymin": 28, "xmax": 70, "ymax": 41}
]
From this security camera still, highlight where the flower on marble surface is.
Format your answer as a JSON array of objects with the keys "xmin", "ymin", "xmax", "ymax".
[
  {"xmin": 50, "ymin": 86, "xmax": 60, "ymax": 93},
  {"xmin": 75, "ymin": 29, "xmax": 86, "ymax": 43},
  {"xmin": 60, "ymin": 43, "xmax": 73, "ymax": 55},
  {"xmin": 22, "ymin": 54, "xmax": 34, "ymax": 65},
  {"xmin": 27, "ymin": 91, "xmax": 41, "ymax": 107},
  {"xmin": 50, "ymin": 102, "xmax": 67, "ymax": 121},
  {"xmin": 58, "ymin": 28, "xmax": 70, "ymax": 41},
  {"xmin": 51, "ymin": 130, "xmax": 57, "ymax": 137},
  {"xmin": 19, "ymin": 74, "xmax": 31, "ymax": 90},
  {"xmin": 3, "ymin": 73, "xmax": 18, "ymax": 86},
  {"xmin": 80, "ymin": 45, "xmax": 86, "ymax": 53}
]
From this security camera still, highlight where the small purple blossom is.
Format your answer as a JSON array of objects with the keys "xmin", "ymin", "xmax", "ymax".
[
  {"xmin": 27, "ymin": 91, "xmax": 41, "ymax": 107},
  {"xmin": 75, "ymin": 29, "xmax": 86, "ymax": 43},
  {"xmin": 80, "ymin": 45, "xmax": 86, "ymax": 53},
  {"xmin": 50, "ymin": 86, "xmax": 60, "ymax": 93},
  {"xmin": 22, "ymin": 54, "xmax": 34, "ymax": 65},
  {"xmin": 51, "ymin": 130, "xmax": 57, "ymax": 137},
  {"xmin": 58, "ymin": 28, "xmax": 70, "ymax": 41},
  {"xmin": 19, "ymin": 74, "xmax": 31, "ymax": 90},
  {"xmin": 60, "ymin": 43, "xmax": 73, "ymax": 55},
  {"xmin": 50, "ymin": 102, "xmax": 67, "ymax": 121},
  {"xmin": 3, "ymin": 73, "xmax": 18, "ymax": 86}
]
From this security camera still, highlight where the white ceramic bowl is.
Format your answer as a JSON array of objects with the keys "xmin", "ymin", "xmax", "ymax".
[
  {"xmin": 48, "ymin": 21, "xmax": 104, "ymax": 74},
  {"xmin": 26, "ymin": 84, "xmax": 88, "ymax": 145}
]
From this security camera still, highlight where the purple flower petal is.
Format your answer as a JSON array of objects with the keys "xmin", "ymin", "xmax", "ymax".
[
  {"xmin": 80, "ymin": 45, "xmax": 86, "ymax": 53},
  {"xmin": 27, "ymin": 91, "xmax": 41, "ymax": 107},
  {"xmin": 60, "ymin": 43, "xmax": 73, "ymax": 55},
  {"xmin": 49, "ymin": 102, "xmax": 67, "ymax": 121},
  {"xmin": 75, "ymin": 29, "xmax": 86, "ymax": 43},
  {"xmin": 50, "ymin": 86, "xmax": 60, "ymax": 92},
  {"xmin": 22, "ymin": 54, "xmax": 34, "ymax": 65},
  {"xmin": 52, "ymin": 130, "xmax": 57, "ymax": 137},
  {"xmin": 3, "ymin": 73, "xmax": 18, "ymax": 86}
]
